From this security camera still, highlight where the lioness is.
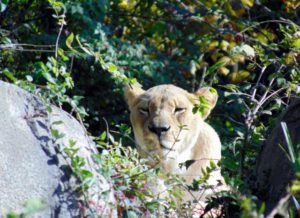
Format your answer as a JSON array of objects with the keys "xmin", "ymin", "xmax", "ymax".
[{"xmin": 125, "ymin": 84, "xmax": 224, "ymax": 202}]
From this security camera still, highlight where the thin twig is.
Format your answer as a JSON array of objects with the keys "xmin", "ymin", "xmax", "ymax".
[
  {"xmin": 0, "ymin": 43, "xmax": 56, "ymax": 48},
  {"xmin": 0, "ymin": 47, "xmax": 55, "ymax": 52},
  {"xmin": 69, "ymin": 56, "xmax": 74, "ymax": 75},
  {"xmin": 55, "ymin": 19, "xmax": 64, "ymax": 59},
  {"xmin": 109, "ymin": 130, "xmax": 136, "ymax": 143},
  {"xmin": 256, "ymin": 87, "xmax": 286, "ymax": 115},
  {"xmin": 239, "ymin": 20, "xmax": 300, "ymax": 34},
  {"xmin": 251, "ymin": 75, "xmax": 277, "ymax": 116},
  {"xmin": 251, "ymin": 66, "xmax": 267, "ymax": 102}
]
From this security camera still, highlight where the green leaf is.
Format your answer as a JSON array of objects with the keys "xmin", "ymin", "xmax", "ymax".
[
  {"xmin": 224, "ymin": 84, "xmax": 237, "ymax": 90},
  {"xmin": 292, "ymin": 38, "xmax": 300, "ymax": 48},
  {"xmin": 228, "ymin": 70, "xmax": 250, "ymax": 83},
  {"xmin": 3, "ymin": 69, "xmax": 16, "ymax": 82},
  {"xmin": 108, "ymin": 63, "xmax": 117, "ymax": 73},
  {"xmin": 206, "ymin": 60, "xmax": 226, "ymax": 76},
  {"xmin": 51, "ymin": 120, "xmax": 63, "ymax": 126},
  {"xmin": 100, "ymin": 131, "xmax": 107, "ymax": 141},
  {"xmin": 6, "ymin": 211, "xmax": 19, "ymax": 218},
  {"xmin": 209, "ymin": 160, "xmax": 217, "ymax": 169},
  {"xmin": 75, "ymin": 34, "xmax": 93, "ymax": 55},
  {"xmin": 80, "ymin": 169, "xmax": 93, "ymax": 180},
  {"xmin": 66, "ymin": 33, "xmax": 74, "ymax": 49},
  {"xmin": 37, "ymin": 61, "xmax": 48, "ymax": 72},
  {"xmin": 277, "ymin": 77, "xmax": 286, "ymax": 86},
  {"xmin": 69, "ymin": 139, "xmax": 77, "ymax": 147},
  {"xmin": 51, "ymin": 128, "xmax": 65, "ymax": 139},
  {"xmin": 57, "ymin": 48, "xmax": 69, "ymax": 61},
  {"xmin": 42, "ymin": 72, "xmax": 56, "ymax": 84},
  {"xmin": 209, "ymin": 87, "xmax": 217, "ymax": 95}
]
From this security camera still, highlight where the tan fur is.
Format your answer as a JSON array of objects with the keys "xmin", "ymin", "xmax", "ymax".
[{"xmin": 124, "ymin": 84, "xmax": 224, "ymax": 200}]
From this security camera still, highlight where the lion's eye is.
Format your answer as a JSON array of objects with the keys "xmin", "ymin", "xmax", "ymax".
[
  {"xmin": 139, "ymin": 108, "xmax": 149, "ymax": 115},
  {"xmin": 174, "ymin": 107, "xmax": 186, "ymax": 113}
]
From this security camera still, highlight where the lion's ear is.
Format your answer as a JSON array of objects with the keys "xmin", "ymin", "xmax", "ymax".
[
  {"xmin": 124, "ymin": 83, "xmax": 145, "ymax": 110},
  {"xmin": 193, "ymin": 87, "xmax": 218, "ymax": 119}
]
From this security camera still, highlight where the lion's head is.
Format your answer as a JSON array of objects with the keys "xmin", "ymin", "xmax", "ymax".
[{"xmin": 124, "ymin": 84, "xmax": 218, "ymax": 170}]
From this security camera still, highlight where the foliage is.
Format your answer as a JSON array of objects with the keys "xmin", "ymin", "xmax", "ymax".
[
  {"xmin": 1, "ymin": 0, "xmax": 300, "ymax": 217},
  {"xmin": 94, "ymin": 132, "xmax": 186, "ymax": 217}
]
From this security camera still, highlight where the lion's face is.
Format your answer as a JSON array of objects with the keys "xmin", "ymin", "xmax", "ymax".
[{"xmin": 125, "ymin": 84, "xmax": 217, "ymax": 166}]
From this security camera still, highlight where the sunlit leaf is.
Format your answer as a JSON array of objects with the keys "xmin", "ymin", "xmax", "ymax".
[
  {"xmin": 285, "ymin": 52, "xmax": 296, "ymax": 64},
  {"xmin": 241, "ymin": 0, "xmax": 254, "ymax": 7},
  {"xmin": 232, "ymin": 44, "xmax": 255, "ymax": 58},
  {"xmin": 66, "ymin": 33, "xmax": 74, "ymax": 49},
  {"xmin": 217, "ymin": 56, "xmax": 232, "ymax": 66},
  {"xmin": 108, "ymin": 63, "xmax": 117, "ymax": 73},
  {"xmin": 218, "ymin": 67, "xmax": 230, "ymax": 76},
  {"xmin": 228, "ymin": 70, "xmax": 250, "ymax": 83},
  {"xmin": 207, "ymin": 40, "xmax": 219, "ymax": 51},
  {"xmin": 75, "ymin": 34, "xmax": 93, "ymax": 55},
  {"xmin": 42, "ymin": 72, "xmax": 56, "ymax": 84},
  {"xmin": 3, "ymin": 69, "xmax": 16, "ymax": 82},
  {"xmin": 220, "ymin": 40, "xmax": 230, "ymax": 51},
  {"xmin": 292, "ymin": 38, "xmax": 300, "ymax": 48},
  {"xmin": 206, "ymin": 59, "xmax": 228, "ymax": 76},
  {"xmin": 118, "ymin": 0, "xmax": 136, "ymax": 11},
  {"xmin": 231, "ymin": 54, "xmax": 245, "ymax": 63}
]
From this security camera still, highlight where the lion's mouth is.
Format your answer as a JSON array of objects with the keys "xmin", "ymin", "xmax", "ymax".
[{"xmin": 160, "ymin": 142, "xmax": 175, "ymax": 151}]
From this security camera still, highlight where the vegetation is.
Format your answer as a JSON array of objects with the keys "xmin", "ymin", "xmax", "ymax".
[{"xmin": 1, "ymin": 0, "xmax": 300, "ymax": 217}]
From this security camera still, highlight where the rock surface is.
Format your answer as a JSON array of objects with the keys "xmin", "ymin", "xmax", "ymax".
[
  {"xmin": 0, "ymin": 81, "xmax": 113, "ymax": 217},
  {"xmin": 254, "ymin": 97, "xmax": 300, "ymax": 215}
]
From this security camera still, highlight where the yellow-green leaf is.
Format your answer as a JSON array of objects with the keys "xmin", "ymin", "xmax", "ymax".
[
  {"xmin": 228, "ymin": 70, "xmax": 250, "ymax": 83},
  {"xmin": 75, "ymin": 34, "xmax": 93, "ymax": 55},
  {"xmin": 218, "ymin": 67, "xmax": 230, "ymax": 76},
  {"xmin": 285, "ymin": 52, "xmax": 296, "ymax": 64},
  {"xmin": 241, "ymin": 0, "xmax": 254, "ymax": 7},
  {"xmin": 217, "ymin": 56, "xmax": 232, "ymax": 66},
  {"xmin": 292, "ymin": 38, "xmax": 300, "ymax": 48},
  {"xmin": 3, "ymin": 69, "xmax": 17, "ymax": 82},
  {"xmin": 108, "ymin": 63, "xmax": 117, "ymax": 73},
  {"xmin": 66, "ymin": 33, "xmax": 74, "ymax": 49}
]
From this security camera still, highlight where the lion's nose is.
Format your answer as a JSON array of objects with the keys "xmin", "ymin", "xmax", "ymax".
[{"xmin": 148, "ymin": 124, "xmax": 170, "ymax": 137}]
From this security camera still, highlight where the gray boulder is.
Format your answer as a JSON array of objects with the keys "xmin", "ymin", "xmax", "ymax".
[{"xmin": 0, "ymin": 81, "xmax": 114, "ymax": 217}]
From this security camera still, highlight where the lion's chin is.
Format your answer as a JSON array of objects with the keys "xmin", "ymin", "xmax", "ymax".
[
  {"xmin": 144, "ymin": 139, "xmax": 178, "ymax": 160},
  {"xmin": 159, "ymin": 139, "xmax": 176, "ymax": 150},
  {"xmin": 160, "ymin": 142, "xmax": 178, "ymax": 160},
  {"xmin": 147, "ymin": 146, "xmax": 177, "ymax": 161},
  {"xmin": 160, "ymin": 143, "xmax": 174, "ymax": 151}
]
